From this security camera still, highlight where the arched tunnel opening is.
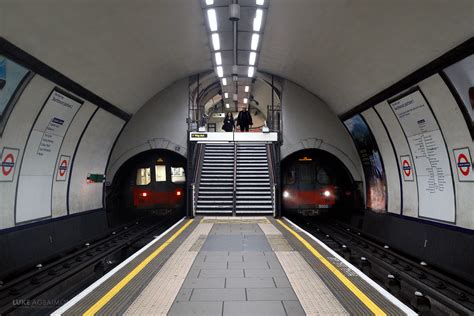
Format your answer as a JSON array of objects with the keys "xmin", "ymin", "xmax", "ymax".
[
  {"xmin": 106, "ymin": 149, "xmax": 187, "ymax": 226},
  {"xmin": 280, "ymin": 148, "xmax": 363, "ymax": 221}
]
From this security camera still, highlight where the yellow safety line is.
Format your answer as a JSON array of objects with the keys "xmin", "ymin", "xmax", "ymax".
[
  {"xmin": 277, "ymin": 219, "xmax": 386, "ymax": 316},
  {"xmin": 83, "ymin": 219, "xmax": 194, "ymax": 316}
]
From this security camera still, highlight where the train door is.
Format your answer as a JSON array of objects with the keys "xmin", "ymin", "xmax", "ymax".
[
  {"xmin": 152, "ymin": 158, "xmax": 171, "ymax": 208},
  {"xmin": 297, "ymin": 160, "xmax": 316, "ymax": 208}
]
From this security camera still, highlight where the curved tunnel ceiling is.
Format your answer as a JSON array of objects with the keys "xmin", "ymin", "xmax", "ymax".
[{"xmin": 1, "ymin": 0, "xmax": 473, "ymax": 116}]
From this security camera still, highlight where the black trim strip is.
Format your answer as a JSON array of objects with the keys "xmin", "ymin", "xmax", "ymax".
[
  {"xmin": 373, "ymin": 107, "xmax": 404, "ymax": 215},
  {"xmin": 66, "ymin": 106, "xmax": 100, "ymax": 214},
  {"xmin": 439, "ymin": 71, "xmax": 474, "ymax": 139},
  {"xmin": 0, "ymin": 37, "xmax": 131, "ymax": 121},
  {"xmin": 102, "ymin": 119, "xmax": 129, "ymax": 209},
  {"xmin": 340, "ymin": 37, "xmax": 474, "ymax": 121}
]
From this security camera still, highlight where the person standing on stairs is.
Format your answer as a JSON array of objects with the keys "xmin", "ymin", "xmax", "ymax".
[
  {"xmin": 222, "ymin": 112, "xmax": 235, "ymax": 132},
  {"xmin": 237, "ymin": 107, "xmax": 253, "ymax": 132}
]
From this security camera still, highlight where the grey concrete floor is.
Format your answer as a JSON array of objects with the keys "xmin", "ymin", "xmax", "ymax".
[{"xmin": 168, "ymin": 223, "xmax": 305, "ymax": 316}]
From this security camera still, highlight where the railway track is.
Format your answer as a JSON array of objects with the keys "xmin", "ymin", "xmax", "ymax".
[
  {"xmin": 0, "ymin": 215, "xmax": 181, "ymax": 315},
  {"xmin": 288, "ymin": 215, "xmax": 474, "ymax": 315}
]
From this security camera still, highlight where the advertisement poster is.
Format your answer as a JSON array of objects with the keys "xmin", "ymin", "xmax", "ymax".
[
  {"xmin": 344, "ymin": 114, "xmax": 387, "ymax": 212},
  {"xmin": 0, "ymin": 55, "xmax": 30, "ymax": 119},
  {"xmin": 443, "ymin": 54, "xmax": 474, "ymax": 134},
  {"xmin": 16, "ymin": 89, "xmax": 83, "ymax": 223},
  {"xmin": 389, "ymin": 89, "xmax": 455, "ymax": 222}
]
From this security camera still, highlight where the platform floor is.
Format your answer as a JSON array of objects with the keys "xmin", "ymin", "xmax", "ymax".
[{"xmin": 54, "ymin": 217, "xmax": 415, "ymax": 316}]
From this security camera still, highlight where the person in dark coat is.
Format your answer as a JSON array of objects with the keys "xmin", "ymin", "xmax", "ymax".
[
  {"xmin": 222, "ymin": 112, "xmax": 235, "ymax": 132},
  {"xmin": 236, "ymin": 107, "xmax": 253, "ymax": 132}
]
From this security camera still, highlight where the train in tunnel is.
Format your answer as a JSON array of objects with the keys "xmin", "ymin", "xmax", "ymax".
[
  {"xmin": 281, "ymin": 149, "xmax": 361, "ymax": 216},
  {"xmin": 106, "ymin": 150, "xmax": 187, "ymax": 217}
]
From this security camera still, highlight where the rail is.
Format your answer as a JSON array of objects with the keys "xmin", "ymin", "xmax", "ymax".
[
  {"xmin": 266, "ymin": 143, "xmax": 277, "ymax": 217},
  {"xmin": 188, "ymin": 142, "xmax": 204, "ymax": 217},
  {"xmin": 232, "ymin": 142, "xmax": 237, "ymax": 216}
]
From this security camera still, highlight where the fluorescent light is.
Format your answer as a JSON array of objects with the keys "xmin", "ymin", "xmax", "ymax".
[
  {"xmin": 256, "ymin": 0, "xmax": 264, "ymax": 5},
  {"xmin": 243, "ymin": 98, "xmax": 248, "ymax": 104},
  {"xmin": 251, "ymin": 33, "xmax": 259, "ymax": 50},
  {"xmin": 215, "ymin": 52, "xmax": 222, "ymax": 65},
  {"xmin": 245, "ymin": 85, "xmax": 249, "ymax": 92},
  {"xmin": 212, "ymin": 33, "xmax": 220, "ymax": 50},
  {"xmin": 207, "ymin": 9, "xmax": 218, "ymax": 32},
  {"xmin": 206, "ymin": 0, "xmax": 214, "ymax": 5},
  {"xmin": 248, "ymin": 66, "xmax": 255, "ymax": 77},
  {"xmin": 225, "ymin": 103, "xmax": 230, "ymax": 108},
  {"xmin": 216, "ymin": 66, "xmax": 223, "ymax": 77},
  {"xmin": 253, "ymin": 9, "xmax": 263, "ymax": 32},
  {"xmin": 222, "ymin": 78, "xmax": 227, "ymax": 86},
  {"xmin": 249, "ymin": 52, "xmax": 257, "ymax": 65},
  {"xmin": 224, "ymin": 92, "xmax": 229, "ymax": 98}
]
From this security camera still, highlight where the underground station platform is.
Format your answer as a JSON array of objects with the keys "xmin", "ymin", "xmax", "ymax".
[{"xmin": 53, "ymin": 217, "xmax": 415, "ymax": 316}]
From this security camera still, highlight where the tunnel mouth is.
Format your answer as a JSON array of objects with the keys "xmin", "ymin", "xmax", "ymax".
[
  {"xmin": 280, "ymin": 148, "xmax": 361, "ymax": 220},
  {"xmin": 106, "ymin": 149, "xmax": 187, "ymax": 226}
]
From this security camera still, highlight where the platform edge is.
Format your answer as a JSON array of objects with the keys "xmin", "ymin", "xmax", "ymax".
[{"xmin": 282, "ymin": 217, "xmax": 417, "ymax": 316}]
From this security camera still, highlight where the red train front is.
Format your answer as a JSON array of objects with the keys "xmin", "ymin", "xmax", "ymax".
[
  {"xmin": 107, "ymin": 150, "xmax": 186, "ymax": 217},
  {"xmin": 131, "ymin": 156, "xmax": 186, "ymax": 211},
  {"xmin": 281, "ymin": 150, "xmax": 358, "ymax": 216}
]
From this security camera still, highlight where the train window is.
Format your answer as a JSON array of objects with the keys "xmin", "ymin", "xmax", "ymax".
[
  {"xmin": 136, "ymin": 168, "xmax": 151, "ymax": 185},
  {"xmin": 317, "ymin": 168, "xmax": 330, "ymax": 184},
  {"xmin": 171, "ymin": 167, "xmax": 186, "ymax": 183},
  {"xmin": 283, "ymin": 165, "xmax": 296, "ymax": 184},
  {"xmin": 155, "ymin": 165, "xmax": 167, "ymax": 182},
  {"xmin": 299, "ymin": 163, "xmax": 313, "ymax": 182}
]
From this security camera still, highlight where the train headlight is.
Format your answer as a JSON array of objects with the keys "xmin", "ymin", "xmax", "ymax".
[
  {"xmin": 283, "ymin": 191, "xmax": 290, "ymax": 199},
  {"xmin": 141, "ymin": 192, "xmax": 148, "ymax": 197},
  {"xmin": 323, "ymin": 190, "xmax": 331, "ymax": 197},
  {"xmin": 176, "ymin": 190, "xmax": 182, "ymax": 196}
]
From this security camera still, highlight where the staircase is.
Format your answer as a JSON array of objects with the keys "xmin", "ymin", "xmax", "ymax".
[
  {"xmin": 195, "ymin": 143, "xmax": 235, "ymax": 214},
  {"xmin": 195, "ymin": 142, "xmax": 274, "ymax": 215},
  {"xmin": 235, "ymin": 143, "xmax": 273, "ymax": 214}
]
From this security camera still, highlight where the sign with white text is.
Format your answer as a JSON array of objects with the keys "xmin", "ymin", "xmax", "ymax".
[{"xmin": 390, "ymin": 90, "xmax": 455, "ymax": 222}]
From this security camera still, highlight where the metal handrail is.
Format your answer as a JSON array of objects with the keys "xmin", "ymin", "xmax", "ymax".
[
  {"xmin": 191, "ymin": 143, "xmax": 205, "ymax": 216},
  {"xmin": 266, "ymin": 144, "xmax": 277, "ymax": 217},
  {"xmin": 232, "ymin": 142, "xmax": 237, "ymax": 216},
  {"xmin": 192, "ymin": 183, "xmax": 196, "ymax": 217}
]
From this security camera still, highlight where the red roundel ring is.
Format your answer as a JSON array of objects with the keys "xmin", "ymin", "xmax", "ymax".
[
  {"xmin": 402, "ymin": 159, "xmax": 411, "ymax": 177},
  {"xmin": 2, "ymin": 153, "xmax": 15, "ymax": 176},
  {"xmin": 457, "ymin": 153, "xmax": 470, "ymax": 176},
  {"xmin": 59, "ymin": 159, "xmax": 68, "ymax": 177}
]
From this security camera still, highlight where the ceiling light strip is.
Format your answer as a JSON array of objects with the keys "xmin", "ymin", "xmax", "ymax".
[
  {"xmin": 253, "ymin": 9, "xmax": 263, "ymax": 32},
  {"xmin": 207, "ymin": 9, "xmax": 218, "ymax": 31},
  {"xmin": 251, "ymin": 33, "xmax": 259, "ymax": 51},
  {"xmin": 212, "ymin": 33, "xmax": 220, "ymax": 50}
]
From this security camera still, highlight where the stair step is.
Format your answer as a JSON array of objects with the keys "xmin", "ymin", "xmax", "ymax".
[
  {"xmin": 235, "ymin": 205, "xmax": 273, "ymax": 209},
  {"xmin": 196, "ymin": 205, "xmax": 233, "ymax": 209},
  {"xmin": 236, "ymin": 200, "xmax": 272, "ymax": 204},
  {"xmin": 197, "ymin": 200, "xmax": 233, "ymax": 204},
  {"xmin": 196, "ymin": 210, "xmax": 233, "ymax": 214}
]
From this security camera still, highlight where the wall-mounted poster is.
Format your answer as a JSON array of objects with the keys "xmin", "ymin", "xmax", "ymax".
[
  {"xmin": 16, "ymin": 89, "xmax": 83, "ymax": 223},
  {"xmin": 344, "ymin": 114, "xmax": 387, "ymax": 212},
  {"xmin": 0, "ymin": 55, "xmax": 31, "ymax": 130},
  {"xmin": 389, "ymin": 89, "xmax": 455, "ymax": 222},
  {"xmin": 443, "ymin": 54, "xmax": 474, "ymax": 138}
]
